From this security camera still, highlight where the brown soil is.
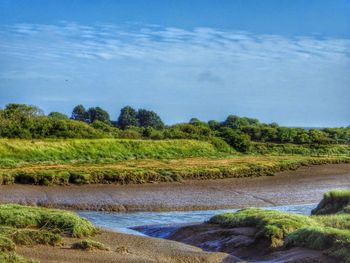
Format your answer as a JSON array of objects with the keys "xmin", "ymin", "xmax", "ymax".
[
  {"xmin": 16, "ymin": 230, "xmax": 238, "ymax": 263},
  {"xmin": 1, "ymin": 164, "xmax": 349, "ymax": 211}
]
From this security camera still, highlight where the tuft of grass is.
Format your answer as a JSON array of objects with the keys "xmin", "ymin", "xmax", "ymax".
[
  {"xmin": 312, "ymin": 189, "xmax": 350, "ymax": 215},
  {"xmin": 0, "ymin": 235, "xmax": 15, "ymax": 252},
  {"xmin": 0, "ymin": 204, "xmax": 97, "ymax": 237},
  {"xmin": 285, "ymin": 227, "xmax": 350, "ymax": 263},
  {"xmin": 71, "ymin": 239, "xmax": 109, "ymax": 251},
  {"xmin": 209, "ymin": 208, "xmax": 318, "ymax": 247},
  {"xmin": 0, "ymin": 252, "xmax": 38, "ymax": 263}
]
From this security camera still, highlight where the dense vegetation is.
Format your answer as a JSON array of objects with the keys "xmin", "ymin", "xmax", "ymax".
[
  {"xmin": 0, "ymin": 103, "xmax": 349, "ymax": 153},
  {"xmin": 209, "ymin": 189, "xmax": 350, "ymax": 262},
  {"xmin": 0, "ymin": 204, "xmax": 97, "ymax": 262}
]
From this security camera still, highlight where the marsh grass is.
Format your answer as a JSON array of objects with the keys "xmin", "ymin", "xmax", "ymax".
[
  {"xmin": 0, "ymin": 139, "xmax": 223, "ymax": 168},
  {"xmin": 0, "ymin": 204, "xmax": 97, "ymax": 237},
  {"xmin": 0, "ymin": 252, "xmax": 38, "ymax": 263},
  {"xmin": 0, "ymin": 204, "xmax": 98, "ymax": 262},
  {"xmin": 0, "ymin": 155, "xmax": 348, "ymax": 186},
  {"xmin": 209, "ymin": 208, "xmax": 319, "ymax": 247},
  {"xmin": 71, "ymin": 239, "xmax": 109, "ymax": 251},
  {"xmin": 210, "ymin": 190, "xmax": 350, "ymax": 262},
  {"xmin": 312, "ymin": 189, "xmax": 350, "ymax": 215}
]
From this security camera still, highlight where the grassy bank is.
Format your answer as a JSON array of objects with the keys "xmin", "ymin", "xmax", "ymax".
[
  {"xmin": 0, "ymin": 139, "xmax": 227, "ymax": 168},
  {"xmin": 209, "ymin": 189, "xmax": 350, "ymax": 262},
  {"xmin": 0, "ymin": 155, "xmax": 349, "ymax": 185},
  {"xmin": 0, "ymin": 139, "xmax": 349, "ymax": 186},
  {"xmin": 0, "ymin": 204, "xmax": 97, "ymax": 262}
]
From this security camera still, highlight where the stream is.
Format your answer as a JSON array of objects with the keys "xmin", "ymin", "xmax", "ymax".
[{"xmin": 78, "ymin": 203, "xmax": 317, "ymax": 237}]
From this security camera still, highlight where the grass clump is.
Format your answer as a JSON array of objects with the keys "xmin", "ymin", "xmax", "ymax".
[
  {"xmin": 209, "ymin": 189, "xmax": 350, "ymax": 262},
  {"xmin": 71, "ymin": 239, "xmax": 109, "ymax": 251},
  {"xmin": 0, "ymin": 235, "xmax": 15, "ymax": 252},
  {"xmin": 312, "ymin": 189, "xmax": 350, "ymax": 215},
  {"xmin": 0, "ymin": 252, "xmax": 38, "ymax": 263},
  {"xmin": 0, "ymin": 204, "xmax": 97, "ymax": 238},
  {"xmin": 209, "ymin": 208, "xmax": 318, "ymax": 247},
  {"xmin": 285, "ymin": 227, "xmax": 350, "ymax": 263}
]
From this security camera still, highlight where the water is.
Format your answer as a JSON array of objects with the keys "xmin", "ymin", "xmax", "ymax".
[{"xmin": 78, "ymin": 203, "xmax": 317, "ymax": 236}]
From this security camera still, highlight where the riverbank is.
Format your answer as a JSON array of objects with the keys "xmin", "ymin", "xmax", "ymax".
[{"xmin": 1, "ymin": 163, "xmax": 350, "ymax": 211}]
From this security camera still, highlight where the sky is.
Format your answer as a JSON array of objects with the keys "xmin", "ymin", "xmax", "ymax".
[{"xmin": 0, "ymin": 0, "xmax": 349, "ymax": 127}]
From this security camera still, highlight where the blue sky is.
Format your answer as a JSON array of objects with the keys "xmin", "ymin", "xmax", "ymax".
[{"xmin": 0, "ymin": 0, "xmax": 349, "ymax": 126}]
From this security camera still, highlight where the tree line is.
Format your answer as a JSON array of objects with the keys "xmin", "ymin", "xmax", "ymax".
[{"xmin": 0, "ymin": 103, "xmax": 349, "ymax": 152}]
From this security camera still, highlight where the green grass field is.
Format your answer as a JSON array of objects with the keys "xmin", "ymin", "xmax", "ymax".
[{"xmin": 0, "ymin": 138, "xmax": 349, "ymax": 185}]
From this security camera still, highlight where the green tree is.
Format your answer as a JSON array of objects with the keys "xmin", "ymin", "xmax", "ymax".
[
  {"xmin": 208, "ymin": 120, "xmax": 221, "ymax": 130},
  {"xmin": 117, "ymin": 106, "xmax": 138, "ymax": 129},
  {"xmin": 48, "ymin": 112, "xmax": 69, "ymax": 120},
  {"xmin": 219, "ymin": 127, "xmax": 251, "ymax": 152},
  {"xmin": 137, "ymin": 109, "xmax": 164, "ymax": 129},
  {"xmin": 71, "ymin": 105, "xmax": 88, "ymax": 122},
  {"xmin": 87, "ymin": 107, "xmax": 110, "ymax": 124}
]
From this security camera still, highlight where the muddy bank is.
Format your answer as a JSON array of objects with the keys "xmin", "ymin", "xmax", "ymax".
[
  {"xmin": 134, "ymin": 223, "xmax": 334, "ymax": 262},
  {"xmin": 16, "ymin": 230, "xmax": 238, "ymax": 263},
  {"xmin": 1, "ymin": 164, "xmax": 350, "ymax": 211}
]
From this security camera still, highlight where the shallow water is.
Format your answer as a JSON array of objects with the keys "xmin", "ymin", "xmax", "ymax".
[{"xmin": 78, "ymin": 203, "xmax": 317, "ymax": 236}]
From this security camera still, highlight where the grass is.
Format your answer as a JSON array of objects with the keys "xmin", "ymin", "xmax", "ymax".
[
  {"xmin": 312, "ymin": 189, "xmax": 350, "ymax": 215},
  {"xmin": 0, "ymin": 138, "xmax": 348, "ymax": 186},
  {"xmin": 0, "ymin": 204, "xmax": 98, "ymax": 262},
  {"xmin": 71, "ymin": 239, "xmax": 109, "ymax": 251},
  {"xmin": 209, "ymin": 208, "xmax": 319, "ymax": 247},
  {"xmin": 0, "ymin": 155, "xmax": 348, "ymax": 185},
  {"xmin": 0, "ymin": 138, "xmax": 225, "ymax": 168},
  {"xmin": 0, "ymin": 252, "xmax": 38, "ymax": 263},
  {"xmin": 209, "ymin": 189, "xmax": 350, "ymax": 262},
  {"xmin": 0, "ymin": 204, "xmax": 97, "ymax": 237}
]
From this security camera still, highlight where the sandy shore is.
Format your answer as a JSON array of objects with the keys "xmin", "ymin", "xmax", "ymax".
[
  {"xmin": 1, "ymin": 163, "xmax": 350, "ymax": 211},
  {"xmin": 16, "ymin": 230, "xmax": 238, "ymax": 263}
]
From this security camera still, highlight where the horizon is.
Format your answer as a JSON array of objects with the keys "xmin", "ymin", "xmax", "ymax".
[{"xmin": 0, "ymin": 0, "xmax": 349, "ymax": 127}]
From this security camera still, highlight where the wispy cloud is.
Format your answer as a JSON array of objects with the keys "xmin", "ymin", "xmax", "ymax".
[
  {"xmin": 1, "ymin": 22, "xmax": 349, "ymax": 64},
  {"xmin": 0, "ymin": 22, "xmax": 349, "ymax": 126}
]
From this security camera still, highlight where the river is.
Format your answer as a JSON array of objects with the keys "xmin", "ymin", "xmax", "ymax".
[{"xmin": 78, "ymin": 203, "xmax": 317, "ymax": 237}]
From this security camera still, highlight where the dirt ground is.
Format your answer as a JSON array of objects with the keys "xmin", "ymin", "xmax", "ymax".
[
  {"xmin": 1, "ymin": 163, "xmax": 350, "ymax": 211},
  {"xmin": 16, "ymin": 230, "xmax": 238, "ymax": 263}
]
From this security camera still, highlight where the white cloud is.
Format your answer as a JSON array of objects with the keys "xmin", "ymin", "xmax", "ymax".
[{"xmin": 0, "ymin": 22, "xmax": 349, "ymax": 126}]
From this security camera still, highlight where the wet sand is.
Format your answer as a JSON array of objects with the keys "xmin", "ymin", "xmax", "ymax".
[
  {"xmin": 1, "ymin": 163, "xmax": 350, "ymax": 211},
  {"xmin": 17, "ymin": 230, "xmax": 238, "ymax": 263}
]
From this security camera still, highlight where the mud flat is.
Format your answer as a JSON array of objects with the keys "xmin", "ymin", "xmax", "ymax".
[
  {"xmin": 16, "ymin": 230, "xmax": 238, "ymax": 263},
  {"xmin": 1, "ymin": 164, "xmax": 350, "ymax": 211}
]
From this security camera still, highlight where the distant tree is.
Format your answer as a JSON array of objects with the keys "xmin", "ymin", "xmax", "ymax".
[
  {"xmin": 71, "ymin": 105, "xmax": 88, "ymax": 122},
  {"xmin": 117, "ymin": 106, "xmax": 138, "ymax": 129},
  {"xmin": 4, "ymin": 104, "xmax": 44, "ymax": 118},
  {"xmin": 48, "ymin": 112, "xmax": 69, "ymax": 120},
  {"xmin": 189, "ymin": 118, "xmax": 202, "ymax": 125},
  {"xmin": 219, "ymin": 127, "xmax": 251, "ymax": 152},
  {"xmin": 87, "ymin": 107, "xmax": 110, "ymax": 124},
  {"xmin": 309, "ymin": 129, "xmax": 331, "ymax": 145},
  {"xmin": 137, "ymin": 109, "xmax": 164, "ymax": 129},
  {"xmin": 208, "ymin": 120, "xmax": 221, "ymax": 130}
]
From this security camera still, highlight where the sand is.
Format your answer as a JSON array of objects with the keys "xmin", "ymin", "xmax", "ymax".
[{"xmin": 16, "ymin": 230, "xmax": 238, "ymax": 263}]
